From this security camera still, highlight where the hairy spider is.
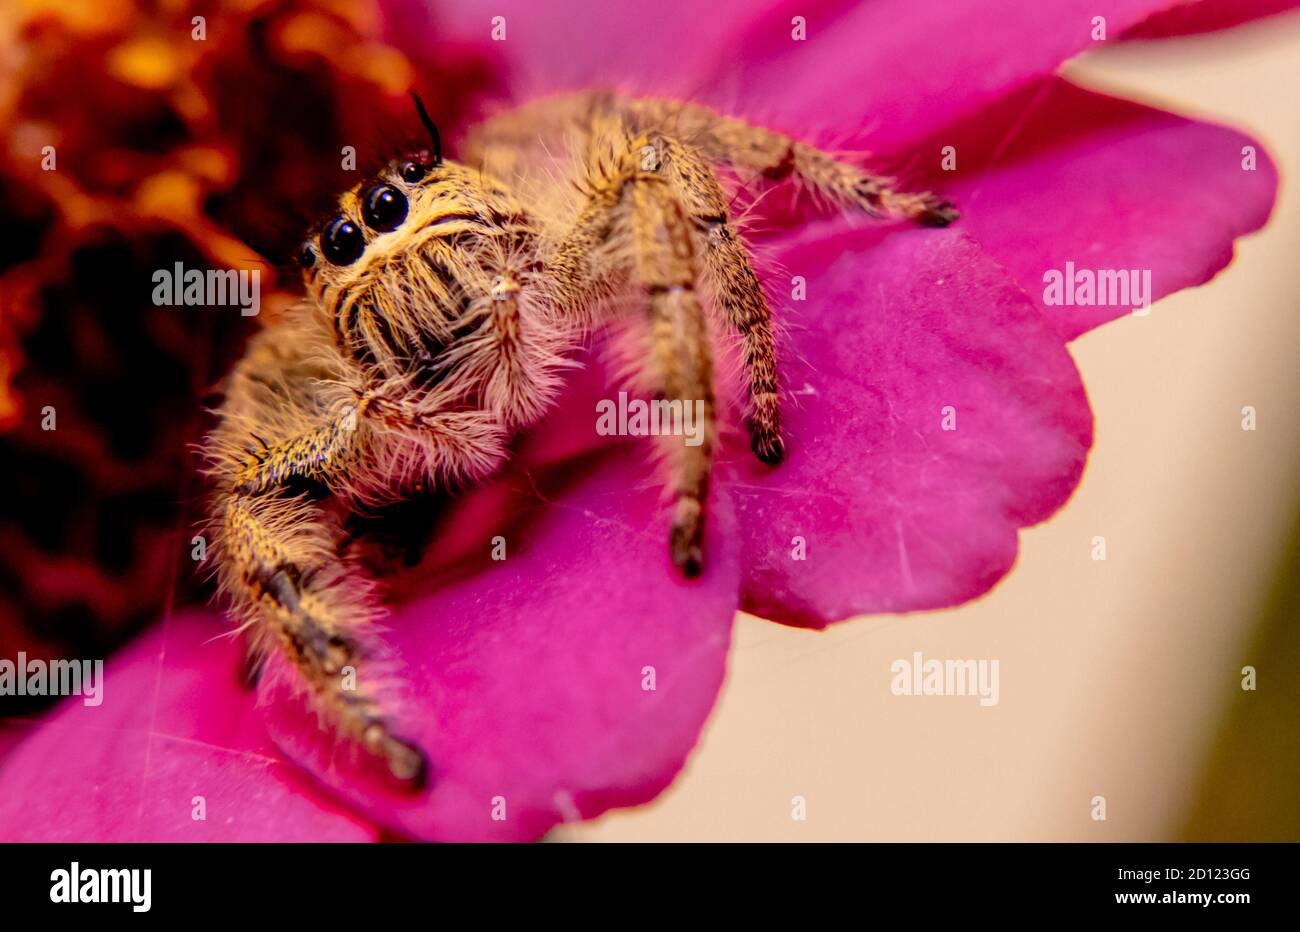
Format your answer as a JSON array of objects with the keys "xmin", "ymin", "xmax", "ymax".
[{"xmin": 203, "ymin": 91, "xmax": 956, "ymax": 787}]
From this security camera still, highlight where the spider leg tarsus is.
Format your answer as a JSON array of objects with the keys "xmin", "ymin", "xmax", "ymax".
[
  {"xmin": 366, "ymin": 726, "xmax": 430, "ymax": 790},
  {"xmin": 749, "ymin": 423, "xmax": 785, "ymax": 466},
  {"xmin": 918, "ymin": 198, "xmax": 959, "ymax": 227},
  {"xmin": 671, "ymin": 518, "xmax": 704, "ymax": 578}
]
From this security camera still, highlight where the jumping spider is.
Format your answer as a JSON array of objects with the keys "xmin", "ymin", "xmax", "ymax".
[{"xmin": 204, "ymin": 91, "xmax": 956, "ymax": 787}]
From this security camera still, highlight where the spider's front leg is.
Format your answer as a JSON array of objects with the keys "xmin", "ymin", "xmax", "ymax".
[
  {"xmin": 641, "ymin": 132, "xmax": 784, "ymax": 465},
  {"xmin": 208, "ymin": 337, "xmax": 430, "ymax": 786},
  {"xmin": 550, "ymin": 141, "xmax": 717, "ymax": 576},
  {"xmin": 215, "ymin": 485, "xmax": 428, "ymax": 786}
]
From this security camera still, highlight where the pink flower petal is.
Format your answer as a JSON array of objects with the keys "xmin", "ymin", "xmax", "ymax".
[
  {"xmin": 0, "ymin": 612, "xmax": 377, "ymax": 842},
  {"xmin": 736, "ymin": 225, "xmax": 1092, "ymax": 626},
  {"xmin": 410, "ymin": 0, "xmax": 762, "ymax": 100},
  {"xmin": 418, "ymin": 0, "xmax": 1182, "ymax": 154},
  {"xmin": 1124, "ymin": 0, "xmax": 1300, "ymax": 38},
  {"xmin": 260, "ymin": 441, "xmax": 741, "ymax": 842},
  {"xmin": 914, "ymin": 79, "xmax": 1277, "ymax": 339},
  {"xmin": 0, "ymin": 719, "xmax": 33, "ymax": 765}
]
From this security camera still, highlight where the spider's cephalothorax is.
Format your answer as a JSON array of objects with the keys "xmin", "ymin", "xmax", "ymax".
[{"xmin": 203, "ymin": 91, "xmax": 956, "ymax": 786}]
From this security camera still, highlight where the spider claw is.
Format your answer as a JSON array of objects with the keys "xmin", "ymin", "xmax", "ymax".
[
  {"xmin": 366, "ymin": 725, "xmax": 430, "ymax": 791},
  {"xmin": 670, "ymin": 522, "xmax": 704, "ymax": 578},
  {"xmin": 387, "ymin": 738, "xmax": 429, "ymax": 791},
  {"xmin": 918, "ymin": 199, "xmax": 958, "ymax": 227},
  {"xmin": 750, "ymin": 427, "xmax": 785, "ymax": 466}
]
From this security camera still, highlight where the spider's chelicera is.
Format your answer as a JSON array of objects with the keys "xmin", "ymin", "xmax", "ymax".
[{"xmin": 204, "ymin": 91, "xmax": 956, "ymax": 786}]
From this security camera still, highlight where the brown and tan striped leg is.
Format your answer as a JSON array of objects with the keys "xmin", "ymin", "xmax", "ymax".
[
  {"xmin": 214, "ymin": 390, "xmax": 508, "ymax": 784},
  {"xmin": 210, "ymin": 350, "xmax": 428, "ymax": 786},
  {"xmin": 215, "ymin": 487, "xmax": 427, "ymax": 785},
  {"xmin": 229, "ymin": 403, "xmax": 360, "ymax": 496},
  {"xmin": 550, "ymin": 132, "xmax": 717, "ymax": 575},
  {"xmin": 632, "ymin": 178, "xmax": 717, "ymax": 575},
  {"xmin": 624, "ymin": 97, "xmax": 958, "ymax": 226},
  {"xmin": 643, "ymin": 132, "xmax": 783, "ymax": 464}
]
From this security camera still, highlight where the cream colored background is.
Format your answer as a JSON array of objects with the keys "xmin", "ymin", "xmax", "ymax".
[{"xmin": 561, "ymin": 17, "xmax": 1300, "ymax": 841}]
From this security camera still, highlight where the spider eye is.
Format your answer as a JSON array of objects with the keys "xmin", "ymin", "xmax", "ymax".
[
  {"xmin": 400, "ymin": 160, "xmax": 427, "ymax": 183},
  {"xmin": 321, "ymin": 218, "xmax": 364, "ymax": 266},
  {"xmin": 296, "ymin": 241, "xmax": 316, "ymax": 269},
  {"xmin": 362, "ymin": 184, "xmax": 408, "ymax": 232}
]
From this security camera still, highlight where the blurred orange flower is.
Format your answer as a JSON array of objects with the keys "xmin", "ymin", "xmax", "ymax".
[{"xmin": 0, "ymin": 0, "xmax": 489, "ymax": 668}]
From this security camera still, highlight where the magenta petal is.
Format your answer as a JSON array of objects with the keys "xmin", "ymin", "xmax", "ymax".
[
  {"xmin": 260, "ymin": 445, "xmax": 741, "ymax": 842},
  {"xmin": 736, "ymin": 226, "xmax": 1091, "ymax": 626},
  {"xmin": 0, "ymin": 612, "xmax": 377, "ymax": 841},
  {"xmin": 923, "ymin": 79, "xmax": 1277, "ymax": 339},
  {"xmin": 423, "ymin": 0, "xmax": 769, "ymax": 100},
  {"xmin": 685, "ymin": 0, "xmax": 1184, "ymax": 156},
  {"xmin": 1124, "ymin": 0, "xmax": 1300, "ymax": 38},
  {"xmin": 419, "ymin": 0, "xmax": 1180, "ymax": 155}
]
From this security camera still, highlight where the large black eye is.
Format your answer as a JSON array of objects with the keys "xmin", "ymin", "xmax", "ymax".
[
  {"xmin": 321, "ymin": 218, "xmax": 364, "ymax": 265},
  {"xmin": 362, "ymin": 184, "xmax": 408, "ymax": 232},
  {"xmin": 400, "ymin": 160, "xmax": 427, "ymax": 183}
]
